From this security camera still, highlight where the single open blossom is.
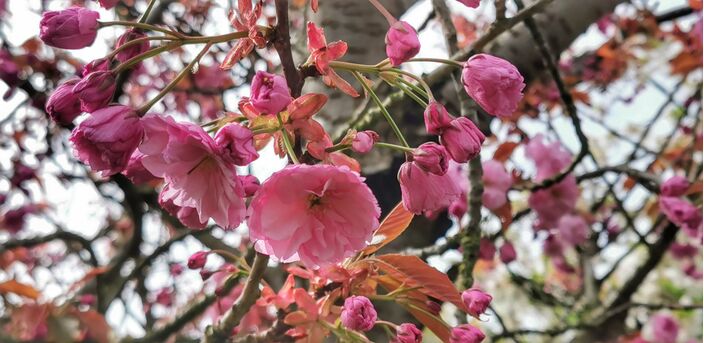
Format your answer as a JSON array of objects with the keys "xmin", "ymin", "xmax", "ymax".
[
  {"xmin": 214, "ymin": 123, "xmax": 258, "ymax": 166},
  {"xmin": 46, "ymin": 78, "xmax": 82, "ymax": 125},
  {"xmin": 398, "ymin": 160, "xmax": 463, "ymax": 214},
  {"xmin": 393, "ymin": 323, "xmax": 422, "ymax": 343},
  {"xmin": 70, "ymin": 105, "xmax": 143, "ymax": 176},
  {"xmin": 115, "ymin": 29, "xmax": 150, "ymax": 63},
  {"xmin": 557, "ymin": 214, "xmax": 590, "ymax": 246},
  {"xmin": 306, "ymin": 22, "xmax": 359, "ymax": 97},
  {"xmin": 250, "ymin": 71, "xmax": 292, "ymax": 115},
  {"xmin": 187, "ymin": 251, "xmax": 209, "ymax": 269},
  {"xmin": 482, "ymin": 160, "xmax": 511, "ymax": 210},
  {"xmin": 643, "ymin": 313, "xmax": 679, "ymax": 343},
  {"xmin": 411, "ymin": 142, "xmax": 450, "ymax": 176},
  {"xmin": 122, "ymin": 151, "xmax": 159, "ymax": 185},
  {"xmin": 385, "ymin": 21, "xmax": 420, "ymax": 66},
  {"xmin": 73, "ymin": 70, "xmax": 117, "ymax": 112},
  {"xmin": 140, "ymin": 114, "xmax": 247, "ymax": 229},
  {"xmin": 221, "ymin": 0, "xmax": 266, "ymax": 69},
  {"xmin": 499, "ymin": 241, "xmax": 517, "ymax": 263},
  {"xmin": 239, "ymin": 175, "xmax": 260, "ymax": 197},
  {"xmin": 462, "ymin": 54, "xmax": 525, "ymax": 118},
  {"xmin": 450, "ymin": 324, "xmax": 485, "ymax": 343},
  {"xmin": 458, "ymin": 0, "xmax": 481, "ymax": 8},
  {"xmin": 462, "ymin": 288, "xmax": 492, "ymax": 317},
  {"xmin": 248, "ymin": 164, "xmax": 380, "ymax": 268},
  {"xmin": 440, "ymin": 117, "xmax": 485, "ymax": 163},
  {"xmin": 39, "ymin": 7, "xmax": 100, "ymax": 49},
  {"xmin": 424, "ymin": 101, "xmax": 453, "ymax": 135},
  {"xmin": 352, "ymin": 130, "xmax": 379, "ymax": 154},
  {"xmin": 341, "ymin": 296, "xmax": 377, "ymax": 332},
  {"xmin": 660, "ymin": 175, "xmax": 690, "ymax": 197}
]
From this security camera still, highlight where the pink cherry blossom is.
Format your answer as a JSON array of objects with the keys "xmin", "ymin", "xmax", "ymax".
[
  {"xmin": 250, "ymin": 71, "xmax": 292, "ymax": 115},
  {"xmin": 440, "ymin": 117, "xmax": 485, "ymax": 163},
  {"xmin": 529, "ymin": 175, "xmax": 580, "ymax": 229},
  {"xmin": 393, "ymin": 323, "xmax": 422, "ymax": 343},
  {"xmin": 385, "ymin": 21, "xmax": 421, "ymax": 66},
  {"xmin": 424, "ymin": 101, "xmax": 453, "ymax": 135},
  {"xmin": 239, "ymin": 175, "xmax": 260, "ymax": 197},
  {"xmin": 122, "ymin": 151, "xmax": 159, "ymax": 185},
  {"xmin": 659, "ymin": 196, "xmax": 702, "ymax": 237},
  {"xmin": 221, "ymin": 0, "xmax": 266, "ymax": 69},
  {"xmin": 139, "ymin": 114, "xmax": 247, "ymax": 229},
  {"xmin": 525, "ymin": 134, "xmax": 572, "ymax": 181},
  {"xmin": 499, "ymin": 241, "xmax": 517, "ymax": 263},
  {"xmin": 248, "ymin": 164, "xmax": 380, "ymax": 268},
  {"xmin": 72, "ymin": 70, "xmax": 117, "ymax": 112},
  {"xmin": 115, "ymin": 29, "xmax": 150, "ymax": 63},
  {"xmin": 462, "ymin": 53, "xmax": 525, "ymax": 118},
  {"xmin": 478, "ymin": 238, "xmax": 496, "ymax": 260},
  {"xmin": 398, "ymin": 160, "xmax": 463, "ymax": 214},
  {"xmin": 306, "ymin": 22, "xmax": 359, "ymax": 97},
  {"xmin": 411, "ymin": 142, "xmax": 450, "ymax": 176},
  {"xmin": 214, "ymin": 123, "xmax": 258, "ymax": 166},
  {"xmin": 457, "ymin": 0, "xmax": 480, "ymax": 8},
  {"xmin": 351, "ymin": 131, "xmax": 379, "ymax": 154},
  {"xmin": 482, "ymin": 160, "xmax": 511, "ymax": 210},
  {"xmin": 660, "ymin": 175, "xmax": 690, "ymax": 197},
  {"xmin": 39, "ymin": 7, "xmax": 100, "ymax": 50},
  {"xmin": 341, "ymin": 296, "xmax": 377, "ymax": 332},
  {"xmin": 556, "ymin": 214, "xmax": 590, "ymax": 246},
  {"xmin": 461, "ymin": 288, "xmax": 492, "ymax": 317},
  {"xmin": 643, "ymin": 313, "xmax": 679, "ymax": 343},
  {"xmin": 450, "ymin": 324, "xmax": 485, "ymax": 343},
  {"xmin": 187, "ymin": 251, "xmax": 209, "ymax": 269},
  {"xmin": 46, "ymin": 78, "xmax": 82, "ymax": 125}
]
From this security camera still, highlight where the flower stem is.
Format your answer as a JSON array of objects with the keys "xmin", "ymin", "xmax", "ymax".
[
  {"xmin": 99, "ymin": 20, "xmax": 184, "ymax": 38},
  {"xmin": 384, "ymin": 67, "xmax": 435, "ymax": 101},
  {"xmin": 368, "ymin": 0, "xmax": 398, "ymax": 26},
  {"xmin": 113, "ymin": 42, "xmax": 180, "ymax": 73},
  {"xmin": 107, "ymin": 35, "xmax": 179, "ymax": 59},
  {"xmin": 138, "ymin": 0, "xmax": 158, "ymax": 24},
  {"xmin": 351, "ymin": 71, "xmax": 410, "ymax": 147},
  {"xmin": 277, "ymin": 113, "xmax": 299, "ymax": 164},
  {"xmin": 329, "ymin": 60, "xmax": 379, "ymax": 73},
  {"xmin": 375, "ymin": 142, "xmax": 414, "ymax": 153},
  {"xmin": 408, "ymin": 57, "xmax": 464, "ymax": 68}
]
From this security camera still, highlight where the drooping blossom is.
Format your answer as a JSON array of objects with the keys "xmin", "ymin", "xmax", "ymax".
[
  {"xmin": 450, "ymin": 324, "xmax": 485, "ymax": 343},
  {"xmin": 557, "ymin": 214, "xmax": 590, "ymax": 246},
  {"xmin": 351, "ymin": 130, "xmax": 379, "ymax": 154},
  {"xmin": 70, "ymin": 105, "xmax": 143, "ymax": 176},
  {"xmin": 482, "ymin": 160, "xmax": 511, "ymax": 210},
  {"xmin": 139, "ymin": 114, "xmax": 247, "ymax": 229},
  {"xmin": 306, "ymin": 22, "xmax": 359, "ymax": 97},
  {"xmin": 46, "ymin": 78, "xmax": 82, "ymax": 125},
  {"xmin": 82, "ymin": 58, "xmax": 110, "ymax": 76},
  {"xmin": 457, "ymin": 0, "xmax": 480, "ymax": 8},
  {"xmin": 115, "ymin": 29, "xmax": 150, "ymax": 63},
  {"xmin": 393, "ymin": 323, "xmax": 422, "ymax": 343},
  {"xmin": 440, "ymin": 117, "xmax": 485, "ymax": 163},
  {"xmin": 660, "ymin": 175, "xmax": 690, "ymax": 197},
  {"xmin": 398, "ymin": 160, "xmax": 463, "ymax": 214},
  {"xmin": 462, "ymin": 53, "xmax": 525, "ymax": 118},
  {"xmin": 499, "ymin": 241, "xmax": 517, "ymax": 263},
  {"xmin": 385, "ymin": 21, "xmax": 420, "ymax": 66},
  {"xmin": 642, "ymin": 313, "xmax": 679, "ymax": 343},
  {"xmin": 214, "ymin": 123, "xmax": 258, "ymax": 166},
  {"xmin": 461, "ymin": 288, "xmax": 492, "ymax": 317},
  {"xmin": 239, "ymin": 175, "xmax": 261, "ymax": 197},
  {"xmin": 249, "ymin": 71, "xmax": 292, "ymax": 115},
  {"xmin": 341, "ymin": 296, "xmax": 377, "ymax": 332},
  {"xmin": 248, "ymin": 164, "xmax": 380, "ymax": 268},
  {"xmin": 72, "ymin": 70, "xmax": 117, "ymax": 112},
  {"xmin": 410, "ymin": 142, "xmax": 450, "ymax": 176},
  {"xmin": 187, "ymin": 251, "xmax": 209, "ymax": 269},
  {"xmin": 122, "ymin": 151, "xmax": 159, "ymax": 185},
  {"xmin": 39, "ymin": 7, "xmax": 100, "ymax": 49},
  {"xmin": 221, "ymin": 0, "xmax": 266, "ymax": 69},
  {"xmin": 424, "ymin": 101, "xmax": 454, "ymax": 135}
]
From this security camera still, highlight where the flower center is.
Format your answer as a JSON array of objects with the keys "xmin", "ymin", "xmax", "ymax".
[{"xmin": 307, "ymin": 194, "xmax": 323, "ymax": 208}]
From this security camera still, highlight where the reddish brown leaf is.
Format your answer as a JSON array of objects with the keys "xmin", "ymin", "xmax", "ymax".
[
  {"xmin": 491, "ymin": 201, "xmax": 512, "ymax": 231},
  {"xmin": 361, "ymin": 203, "xmax": 414, "ymax": 255},
  {"xmin": 493, "ymin": 142, "xmax": 519, "ymax": 162},
  {"xmin": 73, "ymin": 309, "xmax": 111, "ymax": 343},
  {"xmin": 0, "ymin": 279, "xmax": 40, "ymax": 299},
  {"xmin": 405, "ymin": 304, "xmax": 451, "ymax": 342}
]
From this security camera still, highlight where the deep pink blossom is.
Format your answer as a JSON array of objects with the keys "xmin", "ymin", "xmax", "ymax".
[
  {"xmin": 457, "ymin": 0, "xmax": 480, "ymax": 8},
  {"xmin": 449, "ymin": 197, "xmax": 468, "ymax": 220},
  {"xmin": 398, "ymin": 160, "xmax": 463, "ymax": 214},
  {"xmin": 82, "ymin": 58, "xmax": 110, "ymax": 77},
  {"xmin": 462, "ymin": 288, "xmax": 492, "ymax": 317},
  {"xmin": 462, "ymin": 54, "xmax": 525, "ymax": 118},
  {"xmin": 1, "ymin": 205, "xmax": 37, "ymax": 234},
  {"xmin": 660, "ymin": 175, "xmax": 690, "ymax": 197},
  {"xmin": 659, "ymin": 196, "xmax": 702, "ymax": 237},
  {"xmin": 239, "ymin": 175, "xmax": 260, "ymax": 197},
  {"xmin": 39, "ymin": 7, "xmax": 100, "ymax": 49},
  {"xmin": 341, "ymin": 296, "xmax": 377, "ymax": 332},
  {"xmin": 482, "ymin": 160, "xmax": 511, "ymax": 210},
  {"xmin": 73, "ymin": 70, "xmax": 117, "ymax": 112},
  {"xmin": 0, "ymin": 50, "xmax": 20, "ymax": 96},
  {"xmin": 411, "ymin": 142, "xmax": 450, "ymax": 176},
  {"xmin": 424, "ymin": 101, "xmax": 453, "ymax": 135},
  {"xmin": 122, "ymin": 151, "xmax": 159, "ymax": 185},
  {"xmin": 98, "ymin": 0, "xmax": 119, "ymax": 9},
  {"xmin": 115, "ymin": 29, "xmax": 150, "ymax": 63},
  {"xmin": 478, "ymin": 238, "xmax": 496, "ymax": 260},
  {"xmin": 385, "ymin": 21, "xmax": 420, "ymax": 66},
  {"xmin": 644, "ymin": 313, "xmax": 679, "ymax": 343},
  {"xmin": 248, "ymin": 164, "xmax": 380, "ymax": 268},
  {"xmin": 46, "ymin": 78, "xmax": 82, "ymax": 125},
  {"xmin": 250, "ymin": 71, "xmax": 292, "ymax": 115},
  {"xmin": 214, "ymin": 123, "xmax": 258, "ymax": 166},
  {"xmin": 557, "ymin": 214, "xmax": 590, "ymax": 246},
  {"xmin": 450, "ymin": 324, "xmax": 485, "ymax": 343},
  {"xmin": 139, "ymin": 114, "xmax": 247, "ymax": 229},
  {"xmin": 440, "ymin": 117, "xmax": 485, "ymax": 163},
  {"xmin": 669, "ymin": 242, "xmax": 699, "ymax": 259},
  {"xmin": 70, "ymin": 105, "xmax": 143, "ymax": 176},
  {"xmin": 499, "ymin": 241, "xmax": 517, "ymax": 263},
  {"xmin": 393, "ymin": 323, "xmax": 422, "ymax": 343},
  {"xmin": 352, "ymin": 131, "xmax": 379, "ymax": 154},
  {"xmin": 187, "ymin": 251, "xmax": 209, "ymax": 269}
]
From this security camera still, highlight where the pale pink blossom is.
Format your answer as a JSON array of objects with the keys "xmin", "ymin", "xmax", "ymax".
[
  {"xmin": 529, "ymin": 175, "xmax": 580, "ymax": 229},
  {"xmin": 556, "ymin": 214, "xmax": 590, "ymax": 246},
  {"xmin": 482, "ymin": 160, "xmax": 511, "ymax": 210},
  {"xmin": 398, "ymin": 160, "xmax": 463, "ymax": 214},
  {"xmin": 462, "ymin": 54, "xmax": 525, "ymax": 118},
  {"xmin": 248, "ymin": 164, "xmax": 380, "ymax": 268},
  {"xmin": 525, "ymin": 134, "xmax": 572, "ymax": 181},
  {"xmin": 385, "ymin": 21, "xmax": 421, "ymax": 66}
]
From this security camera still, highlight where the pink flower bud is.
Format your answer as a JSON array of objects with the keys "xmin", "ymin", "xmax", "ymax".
[
  {"xmin": 70, "ymin": 105, "xmax": 143, "ymax": 176},
  {"xmin": 440, "ymin": 117, "xmax": 485, "ymax": 163},
  {"xmin": 462, "ymin": 54, "xmax": 525, "ymax": 118},
  {"xmin": 39, "ymin": 7, "xmax": 100, "ymax": 50},
  {"xmin": 385, "ymin": 21, "xmax": 421, "ymax": 67},
  {"xmin": 46, "ymin": 78, "xmax": 82, "ymax": 125},
  {"xmin": 449, "ymin": 198, "xmax": 468, "ymax": 219},
  {"xmin": 450, "ymin": 324, "xmax": 485, "ymax": 343},
  {"xmin": 461, "ymin": 288, "xmax": 492, "ymax": 317},
  {"xmin": 478, "ymin": 238, "xmax": 495, "ymax": 261},
  {"xmin": 82, "ymin": 58, "xmax": 110, "ymax": 77},
  {"xmin": 200, "ymin": 269, "xmax": 214, "ymax": 281},
  {"xmin": 411, "ymin": 142, "xmax": 449, "ymax": 175},
  {"xmin": 661, "ymin": 175, "xmax": 690, "ymax": 197},
  {"xmin": 424, "ymin": 101, "xmax": 453, "ymax": 135},
  {"xmin": 399, "ymin": 160, "xmax": 463, "ymax": 214},
  {"xmin": 214, "ymin": 123, "xmax": 259, "ymax": 166},
  {"xmin": 73, "ymin": 71, "xmax": 117, "ymax": 112},
  {"xmin": 239, "ymin": 175, "xmax": 261, "ymax": 197},
  {"xmin": 250, "ymin": 71, "xmax": 292, "ymax": 114},
  {"xmin": 187, "ymin": 251, "xmax": 209, "ymax": 269},
  {"xmin": 341, "ymin": 296, "xmax": 377, "ymax": 332},
  {"xmin": 499, "ymin": 241, "xmax": 517, "ymax": 264},
  {"xmin": 155, "ymin": 288, "xmax": 172, "ymax": 307},
  {"xmin": 352, "ymin": 130, "xmax": 379, "ymax": 154},
  {"xmin": 457, "ymin": 0, "xmax": 480, "ymax": 8},
  {"xmin": 115, "ymin": 29, "xmax": 150, "ymax": 63},
  {"xmin": 393, "ymin": 323, "xmax": 422, "ymax": 343}
]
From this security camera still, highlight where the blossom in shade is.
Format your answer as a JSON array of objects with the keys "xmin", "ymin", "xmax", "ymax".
[
  {"xmin": 424, "ymin": 101, "xmax": 453, "ymax": 135},
  {"xmin": 499, "ymin": 241, "xmax": 517, "ymax": 263},
  {"xmin": 462, "ymin": 288, "xmax": 492, "ymax": 317},
  {"xmin": 250, "ymin": 71, "xmax": 292, "ymax": 115},
  {"xmin": 385, "ymin": 21, "xmax": 420, "ymax": 66},
  {"xmin": 643, "ymin": 313, "xmax": 679, "ymax": 343},
  {"xmin": 341, "ymin": 296, "xmax": 377, "ymax": 332},
  {"xmin": 1, "ymin": 205, "xmax": 37, "ymax": 234},
  {"xmin": 457, "ymin": 0, "xmax": 480, "ymax": 8},
  {"xmin": 73, "ymin": 70, "xmax": 117, "ymax": 112},
  {"xmin": 46, "ymin": 78, "xmax": 82, "ymax": 125},
  {"xmin": 462, "ymin": 54, "xmax": 525, "ymax": 118},
  {"xmin": 82, "ymin": 58, "xmax": 110, "ymax": 77},
  {"xmin": 39, "ymin": 7, "xmax": 100, "ymax": 49},
  {"xmin": 392, "ymin": 323, "xmax": 422, "ymax": 343},
  {"xmin": 411, "ymin": 142, "xmax": 450, "ymax": 176},
  {"xmin": 450, "ymin": 324, "xmax": 485, "ymax": 343},
  {"xmin": 214, "ymin": 123, "xmax": 258, "ymax": 166},
  {"xmin": 239, "ymin": 175, "xmax": 260, "ymax": 197},
  {"xmin": 482, "ymin": 160, "xmax": 511, "ymax": 210},
  {"xmin": 557, "ymin": 214, "xmax": 590, "ymax": 246},
  {"xmin": 669, "ymin": 242, "xmax": 699, "ymax": 259},
  {"xmin": 70, "ymin": 105, "xmax": 143, "ymax": 176},
  {"xmin": 660, "ymin": 175, "xmax": 690, "ymax": 197},
  {"xmin": 440, "ymin": 117, "xmax": 485, "ymax": 163},
  {"xmin": 139, "ymin": 114, "xmax": 247, "ymax": 229},
  {"xmin": 478, "ymin": 238, "xmax": 495, "ymax": 260},
  {"xmin": 449, "ymin": 197, "xmax": 468, "ymax": 220},
  {"xmin": 115, "ymin": 29, "xmax": 150, "ymax": 63},
  {"xmin": 398, "ymin": 160, "xmax": 463, "ymax": 214},
  {"xmin": 187, "ymin": 251, "xmax": 209, "ymax": 269},
  {"xmin": 306, "ymin": 22, "xmax": 359, "ymax": 97},
  {"xmin": 122, "ymin": 151, "xmax": 159, "ymax": 185},
  {"xmin": 248, "ymin": 164, "xmax": 380, "ymax": 268},
  {"xmin": 351, "ymin": 130, "xmax": 379, "ymax": 154}
]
